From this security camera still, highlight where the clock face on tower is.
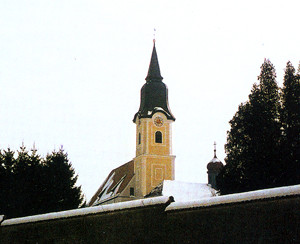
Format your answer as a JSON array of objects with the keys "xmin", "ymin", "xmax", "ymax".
[{"xmin": 154, "ymin": 116, "xmax": 164, "ymax": 127}]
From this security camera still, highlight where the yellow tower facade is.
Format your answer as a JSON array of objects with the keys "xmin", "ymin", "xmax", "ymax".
[{"xmin": 133, "ymin": 41, "xmax": 175, "ymax": 197}]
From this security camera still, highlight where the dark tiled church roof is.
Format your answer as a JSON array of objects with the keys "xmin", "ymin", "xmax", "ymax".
[{"xmin": 88, "ymin": 160, "xmax": 134, "ymax": 206}]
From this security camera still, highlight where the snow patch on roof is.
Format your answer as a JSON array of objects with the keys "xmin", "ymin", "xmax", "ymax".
[
  {"xmin": 210, "ymin": 157, "xmax": 221, "ymax": 163},
  {"xmin": 94, "ymin": 172, "xmax": 116, "ymax": 203},
  {"xmin": 88, "ymin": 160, "xmax": 134, "ymax": 206},
  {"xmin": 154, "ymin": 107, "xmax": 171, "ymax": 116},
  {"xmin": 145, "ymin": 107, "xmax": 171, "ymax": 117},
  {"xmin": 92, "ymin": 173, "xmax": 127, "ymax": 206},
  {"xmin": 155, "ymin": 180, "xmax": 216, "ymax": 202},
  {"xmin": 166, "ymin": 184, "xmax": 300, "ymax": 212},
  {"xmin": 154, "ymin": 107, "xmax": 164, "ymax": 111}
]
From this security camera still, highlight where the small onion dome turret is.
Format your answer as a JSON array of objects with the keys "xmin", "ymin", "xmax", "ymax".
[
  {"xmin": 207, "ymin": 158, "xmax": 224, "ymax": 171},
  {"xmin": 207, "ymin": 142, "xmax": 223, "ymax": 189},
  {"xmin": 207, "ymin": 142, "xmax": 224, "ymax": 172}
]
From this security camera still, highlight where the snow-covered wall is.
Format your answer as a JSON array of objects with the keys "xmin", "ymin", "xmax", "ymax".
[
  {"xmin": 0, "ymin": 185, "xmax": 299, "ymax": 243},
  {"xmin": 1, "ymin": 196, "xmax": 172, "ymax": 226},
  {"xmin": 166, "ymin": 184, "xmax": 300, "ymax": 211}
]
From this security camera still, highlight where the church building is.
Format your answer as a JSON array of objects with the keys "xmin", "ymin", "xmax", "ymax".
[
  {"xmin": 88, "ymin": 41, "xmax": 175, "ymax": 206},
  {"xmin": 88, "ymin": 41, "xmax": 216, "ymax": 206}
]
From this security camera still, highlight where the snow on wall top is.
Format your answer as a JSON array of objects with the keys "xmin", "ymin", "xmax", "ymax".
[
  {"xmin": 166, "ymin": 184, "xmax": 300, "ymax": 212},
  {"xmin": 1, "ymin": 196, "xmax": 172, "ymax": 227},
  {"xmin": 2, "ymin": 185, "xmax": 299, "ymax": 227}
]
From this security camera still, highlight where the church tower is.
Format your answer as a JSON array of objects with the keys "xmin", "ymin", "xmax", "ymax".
[{"xmin": 133, "ymin": 41, "xmax": 175, "ymax": 197}]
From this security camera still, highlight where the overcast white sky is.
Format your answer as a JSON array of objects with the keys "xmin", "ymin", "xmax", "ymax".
[{"xmin": 0, "ymin": 0, "xmax": 299, "ymax": 200}]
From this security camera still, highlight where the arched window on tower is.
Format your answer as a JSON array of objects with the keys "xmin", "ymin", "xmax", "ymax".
[
  {"xmin": 155, "ymin": 131, "xmax": 162, "ymax": 143},
  {"xmin": 138, "ymin": 133, "xmax": 141, "ymax": 144}
]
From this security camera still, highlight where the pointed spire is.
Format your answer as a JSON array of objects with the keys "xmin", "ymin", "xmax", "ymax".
[{"xmin": 145, "ymin": 40, "xmax": 163, "ymax": 82}]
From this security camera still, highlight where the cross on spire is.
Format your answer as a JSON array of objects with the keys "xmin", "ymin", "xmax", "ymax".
[
  {"xmin": 214, "ymin": 141, "xmax": 217, "ymax": 158},
  {"xmin": 153, "ymin": 28, "xmax": 156, "ymax": 42}
]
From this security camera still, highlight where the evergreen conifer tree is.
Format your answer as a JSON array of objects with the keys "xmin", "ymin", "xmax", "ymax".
[
  {"xmin": 0, "ymin": 148, "xmax": 16, "ymax": 218},
  {"xmin": 43, "ymin": 147, "xmax": 83, "ymax": 213},
  {"xmin": 0, "ymin": 145, "xmax": 83, "ymax": 219},
  {"xmin": 280, "ymin": 61, "xmax": 300, "ymax": 185},
  {"xmin": 217, "ymin": 59, "xmax": 281, "ymax": 194}
]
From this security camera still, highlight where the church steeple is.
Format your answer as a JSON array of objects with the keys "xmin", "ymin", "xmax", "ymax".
[
  {"xmin": 133, "ymin": 41, "xmax": 175, "ymax": 122},
  {"xmin": 133, "ymin": 41, "xmax": 176, "ymax": 197}
]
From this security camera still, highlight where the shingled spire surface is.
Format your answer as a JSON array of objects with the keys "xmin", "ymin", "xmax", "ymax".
[{"xmin": 145, "ymin": 41, "xmax": 163, "ymax": 82}]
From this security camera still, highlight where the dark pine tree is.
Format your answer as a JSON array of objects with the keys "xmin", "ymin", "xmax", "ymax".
[
  {"xmin": 217, "ymin": 59, "xmax": 281, "ymax": 194},
  {"xmin": 0, "ymin": 145, "xmax": 83, "ymax": 219},
  {"xmin": 280, "ymin": 61, "xmax": 300, "ymax": 185},
  {"xmin": 0, "ymin": 148, "xmax": 16, "ymax": 218},
  {"xmin": 43, "ymin": 147, "xmax": 83, "ymax": 213}
]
